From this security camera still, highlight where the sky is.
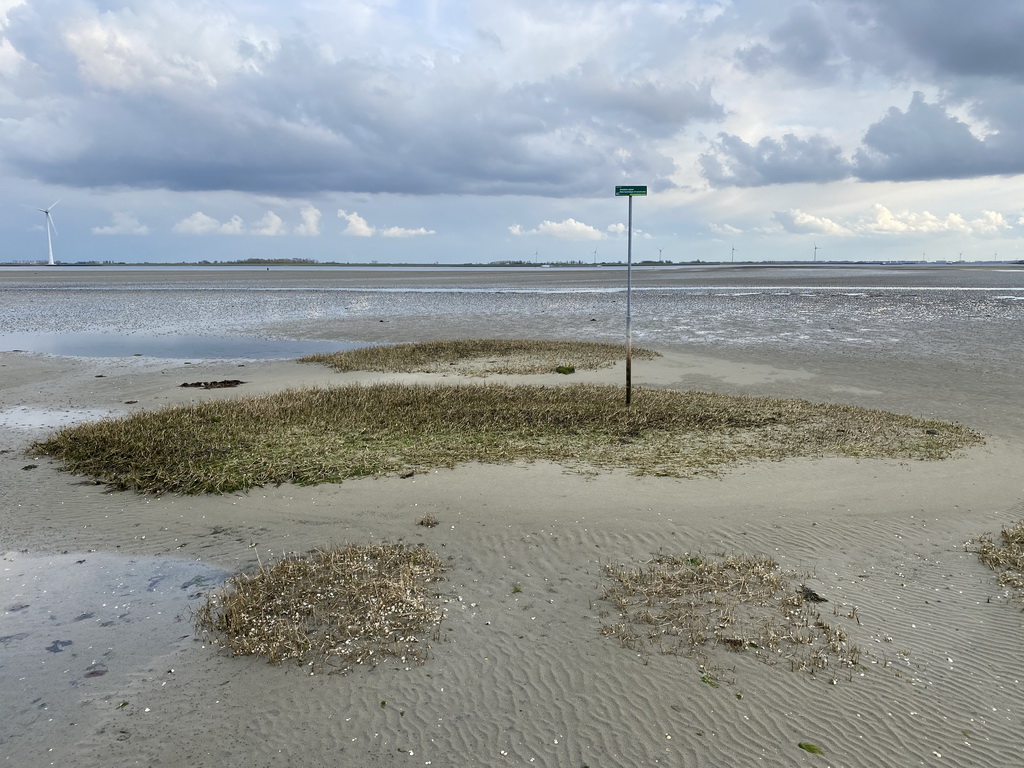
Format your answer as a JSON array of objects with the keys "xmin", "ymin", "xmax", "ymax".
[{"xmin": 3, "ymin": 0, "xmax": 1024, "ymax": 264}]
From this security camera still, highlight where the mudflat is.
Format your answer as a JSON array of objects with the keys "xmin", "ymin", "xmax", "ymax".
[{"xmin": 2, "ymin": 331, "xmax": 1023, "ymax": 766}]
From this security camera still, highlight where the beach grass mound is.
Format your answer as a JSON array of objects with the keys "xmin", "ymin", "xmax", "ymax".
[
  {"xmin": 299, "ymin": 338, "xmax": 659, "ymax": 376},
  {"xmin": 194, "ymin": 543, "xmax": 446, "ymax": 672},
  {"xmin": 29, "ymin": 382, "xmax": 982, "ymax": 495},
  {"xmin": 976, "ymin": 521, "xmax": 1024, "ymax": 593},
  {"xmin": 600, "ymin": 553, "xmax": 862, "ymax": 682}
]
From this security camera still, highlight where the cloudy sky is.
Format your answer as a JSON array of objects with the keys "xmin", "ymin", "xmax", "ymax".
[{"xmin": 3, "ymin": 0, "xmax": 1024, "ymax": 264}]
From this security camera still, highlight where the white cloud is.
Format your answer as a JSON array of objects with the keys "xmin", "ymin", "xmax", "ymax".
[
  {"xmin": 511, "ymin": 218, "xmax": 605, "ymax": 240},
  {"xmin": 380, "ymin": 226, "xmax": 435, "ymax": 238},
  {"xmin": 0, "ymin": 0, "xmax": 25, "ymax": 27},
  {"xmin": 173, "ymin": 211, "xmax": 221, "ymax": 235},
  {"xmin": 0, "ymin": 36, "xmax": 21, "ymax": 75},
  {"xmin": 91, "ymin": 211, "xmax": 148, "ymax": 235},
  {"xmin": 859, "ymin": 204, "xmax": 1011, "ymax": 235},
  {"xmin": 338, "ymin": 210, "xmax": 375, "ymax": 237},
  {"xmin": 338, "ymin": 209, "xmax": 433, "ymax": 237},
  {"xmin": 772, "ymin": 209, "xmax": 853, "ymax": 236},
  {"xmin": 60, "ymin": 3, "xmax": 254, "ymax": 93},
  {"xmin": 710, "ymin": 222, "xmax": 743, "ymax": 236},
  {"xmin": 251, "ymin": 210, "xmax": 285, "ymax": 236},
  {"xmin": 764, "ymin": 203, "xmax": 1015, "ymax": 239},
  {"xmin": 605, "ymin": 222, "xmax": 652, "ymax": 239},
  {"xmin": 220, "ymin": 215, "xmax": 244, "ymax": 235},
  {"xmin": 971, "ymin": 210, "xmax": 1012, "ymax": 234},
  {"xmin": 172, "ymin": 211, "xmax": 244, "ymax": 235},
  {"xmin": 294, "ymin": 205, "xmax": 321, "ymax": 236}
]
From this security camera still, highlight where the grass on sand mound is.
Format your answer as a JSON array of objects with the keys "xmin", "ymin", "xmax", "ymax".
[
  {"xmin": 194, "ymin": 543, "xmax": 446, "ymax": 672},
  {"xmin": 299, "ymin": 338, "xmax": 659, "ymax": 376},
  {"xmin": 30, "ymin": 382, "xmax": 982, "ymax": 495},
  {"xmin": 976, "ymin": 520, "xmax": 1024, "ymax": 593},
  {"xmin": 600, "ymin": 553, "xmax": 863, "ymax": 683}
]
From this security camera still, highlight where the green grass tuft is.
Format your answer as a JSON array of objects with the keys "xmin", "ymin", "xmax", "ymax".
[
  {"xmin": 299, "ymin": 338, "xmax": 658, "ymax": 376},
  {"xmin": 30, "ymin": 382, "xmax": 982, "ymax": 495}
]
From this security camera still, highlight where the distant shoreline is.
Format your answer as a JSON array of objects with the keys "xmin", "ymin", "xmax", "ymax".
[{"xmin": 3, "ymin": 259, "xmax": 1023, "ymax": 269}]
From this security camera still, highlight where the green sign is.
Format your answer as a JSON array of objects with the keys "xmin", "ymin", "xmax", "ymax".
[{"xmin": 615, "ymin": 185, "xmax": 648, "ymax": 196}]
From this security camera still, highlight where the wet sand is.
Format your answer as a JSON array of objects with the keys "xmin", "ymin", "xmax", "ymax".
[
  {"xmin": 2, "ymin": 334, "xmax": 1023, "ymax": 766},
  {"xmin": 2, "ymin": 264, "xmax": 1023, "ymax": 766}
]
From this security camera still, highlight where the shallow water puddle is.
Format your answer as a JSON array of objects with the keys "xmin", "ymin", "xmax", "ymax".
[
  {"xmin": 0, "ymin": 407, "xmax": 116, "ymax": 432},
  {"xmin": 0, "ymin": 551, "xmax": 226, "ymax": 751},
  {"xmin": 0, "ymin": 331, "xmax": 359, "ymax": 359}
]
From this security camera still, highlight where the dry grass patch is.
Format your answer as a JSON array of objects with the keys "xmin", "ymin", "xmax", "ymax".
[
  {"xmin": 600, "ymin": 553, "xmax": 863, "ymax": 682},
  {"xmin": 976, "ymin": 520, "xmax": 1024, "ymax": 593},
  {"xmin": 194, "ymin": 543, "xmax": 446, "ymax": 672},
  {"xmin": 300, "ymin": 338, "xmax": 659, "ymax": 376},
  {"xmin": 30, "ymin": 383, "xmax": 982, "ymax": 495}
]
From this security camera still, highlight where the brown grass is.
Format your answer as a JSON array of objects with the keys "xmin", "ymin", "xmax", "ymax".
[
  {"xmin": 299, "ymin": 338, "xmax": 659, "ymax": 376},
  {"xmin": 976, "ymin": 520, "xmax": 1024, "ymax": 592},
  {"xmin": 194, "ymin": 543, "xmax": 446, "ymax": 672},
  {"xmin": 29, "ymin": 382, "xmax": 983, "ymax": 495},
  {"xmin": 600, "ymin": 552, "xmax": 863, "ymax": 682}
]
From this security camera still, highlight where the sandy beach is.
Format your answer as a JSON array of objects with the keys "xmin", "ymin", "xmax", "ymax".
[{"xmin": 2, "ymin": 267, "xmax": 1023, "ymax": 767}]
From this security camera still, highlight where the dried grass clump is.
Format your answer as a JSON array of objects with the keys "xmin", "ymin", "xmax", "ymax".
[
  {"xmin": 976, "ymin": 520, "xmax": 1024, "ymax": 592},
  {"xmin": 600, "ymin": 553, "xmax": 863, "ymax": 682},
  {"xmin": 30, "ymin": 383, "xmax": 982, "ymax": 495},
  {"xmin": 300, "ymin": 338, "xmax": 659, "ymax": 376},
  {"xmin": 194, "ymin": 544, "xmax": 446, "ymax": 672}
]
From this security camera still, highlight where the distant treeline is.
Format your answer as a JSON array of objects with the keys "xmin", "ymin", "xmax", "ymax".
[
  {"xmin": 196, "ymin": 258, "xmax": 319, "ymax": 265},
  {"xmin": 4, "ymin": 258, "xmax": 1022, "ymax": 268}
]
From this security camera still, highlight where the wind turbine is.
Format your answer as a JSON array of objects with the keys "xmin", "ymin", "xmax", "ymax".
[
  {"xmin": 37, "ymin": 200, "xmax": 59, "ymax": 265},
  {"xmin": 730, "ymin": 244, "xmax": 737, "ymax": 263},
  {"xmin": 813, "ymin": 242, "xmax": 820, "ymax": 262}
]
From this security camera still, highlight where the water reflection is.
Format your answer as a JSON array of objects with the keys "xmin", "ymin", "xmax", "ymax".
[{"xmin": 0, "ymin": 331, "xmax": 360, "ymax": 359}]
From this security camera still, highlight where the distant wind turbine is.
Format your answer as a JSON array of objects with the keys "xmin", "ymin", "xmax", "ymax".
[
  {"xmin": 37, "ymin": 200, "xmax": 59, "ymax": 266},
  {"xmin": 731, "ymin": 244, "xmax": 737, "ymax": 263},
  {"xmin": 813, "ymin": 242, "xmax": 820, "ymax": 262}
]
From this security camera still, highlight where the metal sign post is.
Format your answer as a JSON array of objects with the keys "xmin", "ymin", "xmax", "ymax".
[{"xmin": 614, "ymin": 185, "xmax": 647, "ymax": 405}]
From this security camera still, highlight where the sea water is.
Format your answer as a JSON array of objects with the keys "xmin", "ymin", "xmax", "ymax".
[{"xmin": 1, "ymin": 264, "xmax": 1021, "ymax": 370}]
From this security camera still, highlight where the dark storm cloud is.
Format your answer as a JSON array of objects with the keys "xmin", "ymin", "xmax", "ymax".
[
  {"xmin": 700, "ymin": 133, "xmax": 852, "ymax": 187},
  {"xmin": 838, "ymin": 0, "xmax": 1024, "ymax": 79},
  {"xmin": 853, "ymin": 92, "xmax": 1016, "ymax": 181},
  {"xmin": 701, "ymin": 89, "xmax": 1024, "ymax": 188},
  {"xmin": 736, "ymin": 4, "xmax": 842, "ymax": 82},
  {"xmin": 0, "ymin": 11, "xmax": 720, "ymax": 198},
  {"xmin": 699, "ymin": 92, "xmax": 1024, "ymax": 187},
  {"xmin": 702, "ymin": 0, "xmax": 1024, "ymax": 188},
  {"xmin": 736, "ymin": 0, "xmax": 1024, "ymax": 83},
  {"xmin": 511, "ymin": 64, "xmax": 724, "ymax": 141}
]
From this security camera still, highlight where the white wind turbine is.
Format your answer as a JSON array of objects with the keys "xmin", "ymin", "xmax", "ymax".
[{"xmin": 37, "ymin": 200, "xmax": 59, "ymax": 265}]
